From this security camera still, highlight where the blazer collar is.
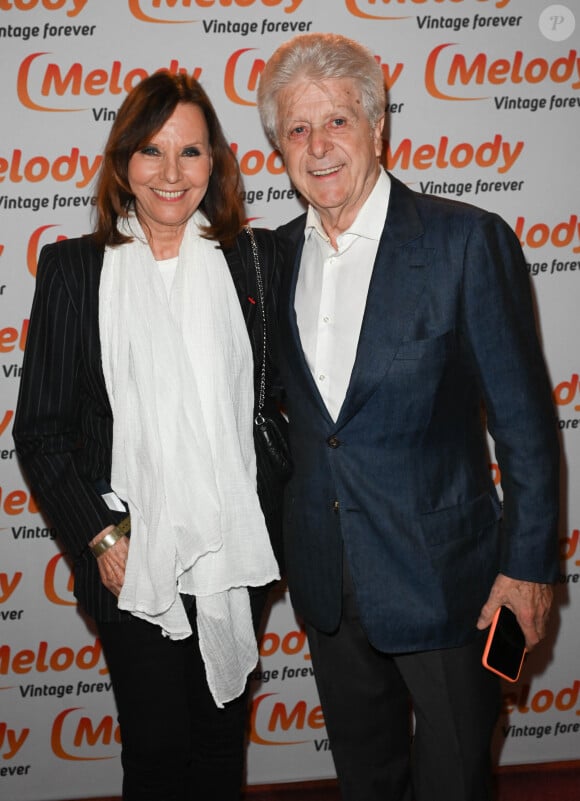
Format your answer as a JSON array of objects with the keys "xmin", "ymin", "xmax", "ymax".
[
  {"xmin": 284, "ymin": 174, "xmax": 433, "ymax": 429},
  {"xmin": 336, "ymin": 176, "xmax": 432, "ymax": 427}
]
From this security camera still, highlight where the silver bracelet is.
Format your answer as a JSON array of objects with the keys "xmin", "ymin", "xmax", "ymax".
[{"xmin": 90, "ymin": 516, "xmax": 130, "ymax": 558}]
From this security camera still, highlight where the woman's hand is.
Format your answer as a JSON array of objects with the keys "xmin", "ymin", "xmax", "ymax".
[{"xmin": 89, "ymin": 526, "xmax": 129, "ymax": 597}]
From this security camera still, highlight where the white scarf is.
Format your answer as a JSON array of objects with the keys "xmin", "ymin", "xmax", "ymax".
[{"xmin": 99, "ymin": 212, "xmax": 279, "ymax": 707}]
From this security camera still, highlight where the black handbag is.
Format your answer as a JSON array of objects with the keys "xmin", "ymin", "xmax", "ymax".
[{"xmin": 245, "ymin": 226, "xmax": 293, "ymax": 485}]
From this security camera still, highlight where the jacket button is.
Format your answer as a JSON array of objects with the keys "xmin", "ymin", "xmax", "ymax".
[{"xmin": 327, "ymin": 436, "xmax": 341, "ymax": 448}]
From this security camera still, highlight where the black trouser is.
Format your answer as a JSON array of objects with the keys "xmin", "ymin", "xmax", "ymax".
[
  {"xmin": 306, "ymin": 563, "xmax": 501, "ymax": 801},
  {"xmin": 97, "ymin": 589, "xmax": 268, "ymax": 801}
]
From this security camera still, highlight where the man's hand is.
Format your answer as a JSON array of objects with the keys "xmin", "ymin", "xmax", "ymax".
[
  {"xmin": 477, "ymin": 573, "xmax": 553, "ymax": 650},
  {"xmin": 89, "ymin": 526, "xmax": 129, "ymax": 597}
]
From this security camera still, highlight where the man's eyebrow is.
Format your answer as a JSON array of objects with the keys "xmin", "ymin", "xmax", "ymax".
[{"xmin": 283, "ymin": 107, "xmax": 357, "ymax": 124}]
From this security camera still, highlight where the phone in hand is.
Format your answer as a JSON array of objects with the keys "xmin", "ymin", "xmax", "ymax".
[{"xmin": 482, "ymin": 605, "xmax": 527, "ymax": 683}]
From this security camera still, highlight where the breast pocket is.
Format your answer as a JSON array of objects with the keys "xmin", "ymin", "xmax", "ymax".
[
  {"xmin": 394, "ymin": 329, "xmax": 455, "ymax": 362},
  {"xmin": 389, "ymin": 331, "xmax": 457, "ymax": 387}
]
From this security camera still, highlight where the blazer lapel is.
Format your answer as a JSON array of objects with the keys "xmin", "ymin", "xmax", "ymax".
[
  {"xmin": 281, "ymin": 177, "xmax": 434, "ymax": 429},
  {"xmin": 336, "ymin": 176, "xmax": 433, "ymax": 428}
]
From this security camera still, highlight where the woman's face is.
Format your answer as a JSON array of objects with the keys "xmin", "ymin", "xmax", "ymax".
[{"xmin": 128, "ymin": 102, "xmax": 213, "ymax": 246}]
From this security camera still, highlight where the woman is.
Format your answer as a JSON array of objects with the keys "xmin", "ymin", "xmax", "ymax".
[{"xmin": 13, "ymin": 72, "xmax": 286, "ymax": 801}]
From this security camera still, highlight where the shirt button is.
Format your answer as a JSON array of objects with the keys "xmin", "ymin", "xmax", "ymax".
[
  {"xmin": 318, "ymin": 374, "xmax": 326, "ymax": 382},
  {"xmin": 322, "ymin": 316, "xmax": 330, "ymax": 323},
  {"xmin": 327, "ymin": 436, "xmax": 341, "ymax": 448}
]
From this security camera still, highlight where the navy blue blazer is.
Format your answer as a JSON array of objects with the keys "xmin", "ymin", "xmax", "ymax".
[
  {"xmin": 277, "ymin": 173, "xmax": 560, "ymax": 653},
  {"xmin": 13, "ymin": 229, "xmax": 286, "ymax": 622}
]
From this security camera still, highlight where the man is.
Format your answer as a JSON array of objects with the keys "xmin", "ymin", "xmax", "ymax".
[{"xmin": 257, "ymin": 33, "xmax": 559, "ymax": 801}]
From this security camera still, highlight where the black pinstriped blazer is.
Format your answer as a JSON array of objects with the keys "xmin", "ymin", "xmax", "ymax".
[{"xmin": 13, "ymin": 229, "xmax": 286, "ymax": 622}]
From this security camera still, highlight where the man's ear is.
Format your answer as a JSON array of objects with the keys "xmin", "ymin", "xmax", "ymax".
[{"xmin": 374, "ymin": 115, "xmax": 385, "ymax": 157}]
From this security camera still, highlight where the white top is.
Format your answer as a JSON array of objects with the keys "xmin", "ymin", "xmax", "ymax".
[
  {"xmin": 156, "ymin": 256, "xmax": 178, "ymax": 297},
  {"xmin": 295, "ymin": 169, "xmax": 391, "ymax": 421}
]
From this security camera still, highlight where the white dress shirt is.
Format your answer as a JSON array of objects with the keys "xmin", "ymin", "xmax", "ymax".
[{"xmin": 295, "ymin": 169, "xmax": 391, "ymax": 421}]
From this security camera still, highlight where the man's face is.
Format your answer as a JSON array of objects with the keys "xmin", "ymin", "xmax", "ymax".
[{"xmin": 276, "ymin": 77, "xmax": 384, "ymax": 236}]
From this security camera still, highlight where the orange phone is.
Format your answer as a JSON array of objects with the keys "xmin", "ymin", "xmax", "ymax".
[{"xmin": 482, "ymin": 606, "xmax": 526, "ymax": 683}]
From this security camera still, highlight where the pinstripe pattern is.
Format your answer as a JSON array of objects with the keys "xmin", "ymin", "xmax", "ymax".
[{"xmin": 13, "ymin": 229, "xmax": 286, "ymax": 622}]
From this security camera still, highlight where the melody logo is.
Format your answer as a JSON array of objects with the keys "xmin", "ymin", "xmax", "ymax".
[
  {"xmin": 425, "ymin": 44, "xmax": 580, "ymax": 100},
  {"xmin": 0, "ymin": 483, "xmax": 38, "ymax": 515},
  {"xmin": 225, "ymin": 48, "xmax": 263, "ymax": 107},
  {"xmin": 45, "ymin": 554, "xmax": 76, "ymax": 607},
  {"xmin": 0, "ymin": 723, "xmax": 29, "ymax": 760},
  {"xmin": 259, "ymin": 625, "xmax": 309, "ymax": 659},
  {"xmin": 345, "ymin": 0, "xmax": 511, "ymax": 16},
  {"xmin": 0, "ymin": 148, "xmax": 101, "ymax": 187},
  {"xmin": 0, "ymin": 572, "xmax": 22, "ymax": 604},
  {"xmin": 0, "ymin": 639, "xmax": 108, "ymax": 677},
  {"xmin": 17, "ymin": 53, "xmax": 201, "ymax": 111},
  {"xmin": 51, "ymin": 708, "xmax": 120, "ymax": 761},
  {"xmin": 553, "ymin": 375, "xmax": 580, "ymax": 412},
  {"xmin": 560, "ymin": 529, "xmax": 580, "ymax": 566},
  {"xmin": 250, "ymin": 693, "xmax": 324, "ymax": 746},
  {"xmin": 0, "ymin": 320, "xmax": 28, "ymax": 354},
  {"xmin": 502, "ymin": 681, "xmax": 580, "ymax": 717},
  {"xmin": 230, "ymin": 143, "xmax": 285, "ymax": 177},
  {"xmin": 0, "ymin": 410, "xmax": 14, "ymax": 437},
  {"xmin": 0, "ymin": 0, "xmax": 87, "ymax": 16},
  {"xmin": 515, "ymin": 216, "xmax": 580, "ymax": 254},
  {"xmin": 386, "ymin": 134, "xmax": 523, "ymax": 174},
  {"xmin": 27, "ymin": 226, "xmax": 69, "ymax": 277},
  {"xmin": 128, "ymin": 0, "xmax": 303, "ymax": 22},
  {"xmin": 224, "ymin": 49, "xmax": 405, "ymax": 107}
]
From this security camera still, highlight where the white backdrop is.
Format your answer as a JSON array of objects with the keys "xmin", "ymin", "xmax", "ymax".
[{"xmin": 1, "ymin": 1, "xmax": 579, "ymax": 799}]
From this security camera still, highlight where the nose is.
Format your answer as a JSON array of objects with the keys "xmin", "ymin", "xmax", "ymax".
[
  {"xmin": 161, "ymin": 153, "xmax": 181, "ymax": 183},
  {"xmin": 308, "ymin": 126, "xmax": 332, "ymax": 158}
]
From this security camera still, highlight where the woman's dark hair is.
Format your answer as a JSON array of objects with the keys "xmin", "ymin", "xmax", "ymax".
[{"xmin": 93, "ymin": 71, "xmax": 245, "ymax": 248}]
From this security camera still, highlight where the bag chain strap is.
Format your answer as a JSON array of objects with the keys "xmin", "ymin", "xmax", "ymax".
[{"xmin": 244, "ymin": 226, "xmax": 267, "ymax": 422}]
